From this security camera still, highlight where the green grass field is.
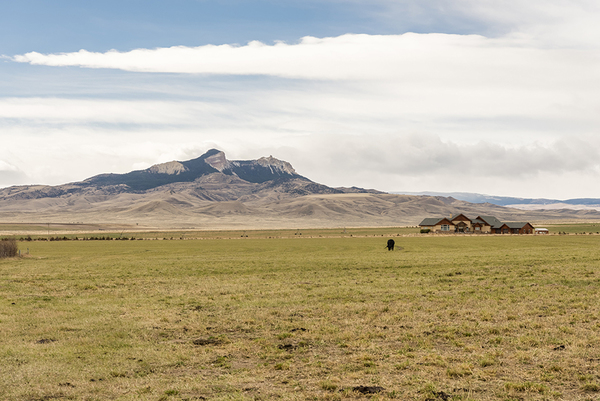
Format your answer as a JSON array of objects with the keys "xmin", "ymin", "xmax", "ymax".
[
  {"xmin": 543, "ymin": 223, "xmax": 600, "ymax": 235},
  {"xmin": 1, "ymin": 234, "xmax": 600, "ymax": 400}
]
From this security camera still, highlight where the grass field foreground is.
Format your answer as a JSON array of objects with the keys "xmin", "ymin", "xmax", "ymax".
[{"xmin": 1, "ymin": 235, "xmax": 600, "ymax": 400}]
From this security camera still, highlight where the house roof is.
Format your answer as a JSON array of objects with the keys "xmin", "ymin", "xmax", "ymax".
[
  {"xmin": 451, "ymin": 213, "xmax": 471, "ymax": 221},
  {"xmin": 419, "ymin": 217, "xmax": 454, "ymax": 226},
  {"xmin": 477, "ymin": 215, "xmax": 503, "ymax": 228},
  {"xmin": 419, "ymin": 214, "xmax": 534, "ymax": 232},
  {"xmin": 419, "ymin": 217, "xmax": 445, "ymax": 226},
  {"xmin": 503, "ymin": 222, "xmax": 532, "ymax": 229}
]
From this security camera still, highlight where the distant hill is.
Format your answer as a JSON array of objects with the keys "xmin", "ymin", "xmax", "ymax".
[
  {"xmin": 1, "ymin": 150, "xmax": 600, "ymax": 229},
  {"xmin": 393, "ymin": 191, "xmax": 600, "ymax": 208}
]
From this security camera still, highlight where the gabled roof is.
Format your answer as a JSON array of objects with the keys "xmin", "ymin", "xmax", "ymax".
[
  {"xmin": 503, "ymin": 222, "xmax": 532, "ymax": 229},
  {"xmin": 451, "ymin": 213, "xmax": 471, "ymax": 222},
  {"xmin": 419, "ymin": 217, "xmax": 453, "ymax": 226},
  {"xmin": 477, "ymin": 215, "xmax": 503, "ymax": 228},
  {"xmin": 419, "ymin": 214, "xmax": 534, "ymax": 232},
  {"xmin": 419, "ymin": 218, "xmax": 442, "ymax": 226}
]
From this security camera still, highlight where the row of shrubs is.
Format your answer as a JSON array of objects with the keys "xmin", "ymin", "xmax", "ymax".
[
  {"xmin": 0, "ymin": 238, "xmax": 18, "ymax": 258},
  {"xmin": 19, "ymin": 236, "xmax": 138, "ymax": 242}
]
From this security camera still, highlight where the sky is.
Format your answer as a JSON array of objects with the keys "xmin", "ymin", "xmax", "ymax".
[{"xmin": 2, "ymin": 0, "xmax": 600, "ymax": 199}]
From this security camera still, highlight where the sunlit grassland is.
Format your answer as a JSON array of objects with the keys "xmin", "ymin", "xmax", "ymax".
[
  {"xmin": 1, "ymin": 235, "xmax": 600, "ymax": 400},
  {"xmin": 543, "ymin": 223, "xmax": 600, "ymax": 235},
  {"xmin": 2, "ymin": 225, "xmax": 420, "ymax": 240}
]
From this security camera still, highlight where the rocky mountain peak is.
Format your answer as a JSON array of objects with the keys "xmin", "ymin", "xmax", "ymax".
[
  {"xmin": 203, "ymin": 150, "xmax": 230, "ymax": 172},
  {"xmin": 147, "ymin": 161, "xmax": 188, "ymax": 175},
  {"xmin": 256, "ymin": 156, "xmax": 297, "ymax": 175},
  {"xmin": 14, "ymin": 149, "xmax": 306, "ymax": 194}
]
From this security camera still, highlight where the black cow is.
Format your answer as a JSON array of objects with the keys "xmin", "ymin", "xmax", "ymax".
[{"xmin": 386, "ymin": 239, "xmax": 395, "ymax": 251}]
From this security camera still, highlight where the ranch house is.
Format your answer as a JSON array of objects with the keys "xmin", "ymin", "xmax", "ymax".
[{"xmin": 419, "ymin": 214, "xmax": 535, "ymax": 234}]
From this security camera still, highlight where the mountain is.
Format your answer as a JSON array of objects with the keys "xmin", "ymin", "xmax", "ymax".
[
  {"xmin": 1, "ymin": 149, "xmax": 355, "ymax": 201},
  {"xmin": 84, "ymin": 149, "xmax": 305, "ymax": 191},
  {"xmin": 2, "ymin": 150, "xmax": 600, "ymax": 229},
  {"xmin": 394, "ymin": 191, "xmax": 600, "ymax": 209}
]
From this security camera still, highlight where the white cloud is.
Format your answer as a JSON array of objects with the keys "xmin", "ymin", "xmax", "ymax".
[
  {"xmin": 11, "ymin": 33, "xmax": 600, "ymax": 80},
  {"xmin": 457, "ymin": 0, "xmax": 600, "ymax": 46},
  {"xmin": 0, "ymin": 98, "xmax": 228, "ymax": 125},
  {"xmin": 5, "ymin": 0, "xmax": 600, "ymax": 199},
  {"xmin": 2, "ymin": 99, "xmax": 599, "ymax": 198},
  {"xmin": 0, "ymin": 160, "xmax": 28, "ymax": 186},
  {"xmin": 277, "ymin": 132, "xmax": 600, "ymax": 198},
  {"xmin": 0, "ymin": 160, "xmax": 19, "ymax": 172},
  {"xmin": 1, "ymin": 45, "xmax": 599, "ymax": 193},
  {"xmin": 351, "ymin": 0, "xmax": 600, "ymax": 47},
  {"xmin": 10, "ymin": 33, "xmax": 600, "ymax": 137},
  {"xmin": 312, "ymin": 133, "xmax": 600, "ymax": 178},
  {"xmin": 12, "ymin": 33, "xmax": 480, "ymax": 78},
  {"xmin": 3, "ymin": 122, "xmax": 599, "ymax": 198}
]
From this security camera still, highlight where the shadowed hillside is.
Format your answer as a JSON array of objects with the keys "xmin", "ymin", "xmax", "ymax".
[{"xmin": 1, "ymin": 150, "xmax": 599, "ymax": 229}]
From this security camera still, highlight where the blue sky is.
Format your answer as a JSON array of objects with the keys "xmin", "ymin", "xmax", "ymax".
[
  {"xmin": 2, "ymin": 0, "xmax": 600, "ymax": 198},
  {"xmin": 0, "ymin": 0, "xmax": 495, "ymax": 54}
]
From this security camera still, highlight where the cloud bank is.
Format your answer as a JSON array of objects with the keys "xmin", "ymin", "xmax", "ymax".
[
  {"xmin": 5, "ymin": 0, "xmax": 600, "ymax": 198},
  {"xmin": 12, "ymin": 33, "xmax": 600, "ymax": 127},
  {"xmin": 0, "ymin": 160, "xmax": 27, "ymax": 186},
  {"xmin": 12, "ymin": 33, "xmax": 599, "ymax": 81},
  {"xmin": 357, "ymin": 0, "xmax": 600, "ymax": 47},
  {"xmin": 13, "ymin": 34, "xmax": 505, "ymax": 78},
  {"xmin": 9, "ymin": 33, "xmax": 600, "ymax": 142}
]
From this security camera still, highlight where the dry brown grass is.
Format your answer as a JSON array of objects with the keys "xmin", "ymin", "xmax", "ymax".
[{"xmin": 0, "ymin": 235, "xmax": 599, "ymax": 400}]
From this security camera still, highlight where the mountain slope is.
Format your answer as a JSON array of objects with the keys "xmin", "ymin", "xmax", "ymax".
[
  {"xmin": 84, "ymin": 149, "xmax": 305, "ymax": 191},
  {"xmin": 395, "ymin": 191, "xmax": 600, "ymax": 208},
  {"xmin": 2, "ymin": 191, "xmax": 599, "ymax": 230},
  {"xmin": 0, "ymin": 149, "xmax": 320, "ymax": 201},
  {"xmin": 2, "ymin": 150, "xmax": 600, "ymax": 229}
]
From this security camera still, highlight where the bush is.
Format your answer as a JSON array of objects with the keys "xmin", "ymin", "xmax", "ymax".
[
  {"xmin": 420, "ymin": 229, "xmax": 431, "ymax": 234},
  {"xmin": 0, "ymin": 238, "xmax": 18, "ymax": 258}
]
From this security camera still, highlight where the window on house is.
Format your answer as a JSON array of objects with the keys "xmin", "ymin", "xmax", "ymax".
[{"xmin": 441, "ymin": 225, "xmax": 450, "ymax": 231}]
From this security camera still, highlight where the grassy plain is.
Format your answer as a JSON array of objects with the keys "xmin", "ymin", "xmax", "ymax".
[
  {"xmin": 543, "ymin": 223, "xmax": 600, "ymax": 235},
  {"xmin": 1, "ymin": 233, "xmax": 600, "ymax": 400},
  {"xmin": 0, "ymin": 224, "xmax": 420, "ymax": 240}
]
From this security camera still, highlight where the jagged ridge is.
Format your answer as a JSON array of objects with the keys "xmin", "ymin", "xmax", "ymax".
[
  {"xmin": 0, "ymin": 149, "xmax": 369, "ymax": 202},
  {"xmin": 83, "ymin": 149, "xmax": 305, "ymax": 191}
]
